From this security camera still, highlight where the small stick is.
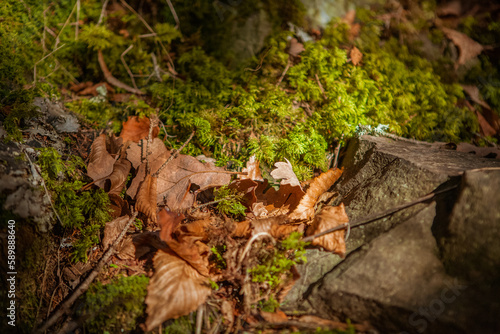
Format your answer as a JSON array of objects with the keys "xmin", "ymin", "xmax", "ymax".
[
  {"xmin": 276, "ymin": 57, "xmax": 291, "ymax": 87},
  {"xmin": 53, "ymin": 2, "xmax": 77, "ymax": 50},
  {"xmin": 75, "ymin": 0, "xmax": 80, "ymax": 40},
  {"xmin": 34, "ymin": 44, "xmax": 66, "ymax": 84},
  {"xmin": 189, "ymin": 199, "xmax": 226, "ymax": 214},
  {"xmin": 195, "ymin": 304, "xmax": 204, "ymax": 334},
  {"xmin": 165, "ymin": 0, "xmax": 181, "ymax": 34},
  {"xmin": 239, "ymin": 232, "xmax": 275, "ymax": 264},
  {"xmin": 121, "ymin": 45, "xmax": 139, "ymax": 90},
  {"xmin": 152, "ymin": 131, "xmax": 195, "ymax": 177},
  {"xmin": 97, "ymin": 49, "xmax": 144, "ymax": 95},
  {"xmin": 303, "ymin": 185, "xmax": 458, "ymax": 243},
  {"xmin": 35, "ymin": 212, "xmax": 138, "ymax": 334},
  {"xmin": 97, "ymin": 0, "xmax": 110, "ymax": 25},
  {"xmin": 332, "ymin": 134, "xmax": 343, "ymax": 169}
]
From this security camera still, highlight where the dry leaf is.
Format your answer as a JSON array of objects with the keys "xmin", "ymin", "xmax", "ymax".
[
  {"xmin": 350, "ymin": 46, "xmax": 363, "ymax": 66},
  {"xmin": 436, "ymin": 1, "xmax": 462, "ymax": 16},
  {"xmin": 441, "ymin": 27, "xmax": 484, "ymax": 68},
  {"xmin": 179, "ymin": 219, "xmax": 211, "ymax": 240},
  {"xmin": 128, "ymin": 150, "xmax": 231, "ymax": 211},
  {"xmin": 116, "ymin": 236, "xmax": 137, "ymax": 261},
  {"xmin": 240, "ymin": 155, "xmax": 264, "ymax": 181},
  {"xmin": 260, "ymin": 309, "xmax": 288, "ymax": 323},
  {"xmin": 270, "ymin": 159, "xmax": 301, "ymax": 188},
  {"xmin": 288, "ymin": 38, "xmax": 305, "ymax": 57},
  {"xmin": 126, "ymin": 138, "xmax": 168, "ymax": 169},
  {"xmin": 136, "ymin": 174, "xmax": 158, "ymax": 222},
  {"xmin": 220, "ymin": 300, "xmax": 234, "ymax": 327},
  {"xmin": 277, "ymin": 265, "xmax": 300, "ymax": 302},
  {"xmin": 231, "ymin": 220, "xmax": 252, "ymax": 238},
  {"xmin": 87, "ymin": 134, "xmax": 116, "ymax": 187},
  {"xmin": 132, "ymin": 232, "xmax": 167, "ymax": 258},
  {"xmin": 105, "ymin": 155, "xmax": 132, "ymax": 195},
  {"xmin": 462, "ymin": 85, "xmax": 491, "ymax": 110},
  {"xmin": 228, "ymin": 179, "xmax": 258, "ymax": 209},
  {"xmin": 102, "ymin": 215, "xmax": 130, "ymax": 250},
  {"xmin": 252, "ymin": 202, "xmax": 268, "ymax": 218},
  {"xmin": 145, "ymin": 249, "xmax": 211, "ymax": 330},
  {"xmin": 475, "ymin": 110, "xmax": 497, "ymax": 137},
  {"xmin": 306, "ymin": 204, "xmax": 348, "ymax": 256},
  {"xmin": 157, "ymin": 209, "xmax": 209, "ymax": 276},
  {"xmin": 289, "ymin": 168, "xmax": 343, "ymax": 221},
  {"xmin": 120, "ymin": 116, "xmax": 159, "ymax": 143},
  {"xmin": 252, "ymin": 217, "xmax": 302, "ymax": 239},
  {"xmin": 108, "ymin": 193, "xmax": 129, "ymax": 218}
]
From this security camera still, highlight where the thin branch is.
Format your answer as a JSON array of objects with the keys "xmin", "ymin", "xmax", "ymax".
[
  {"xmin": 34, "ymin": 44, "xmax": 66, "ymax": 84},
  {"xmin": 189, "ymin": 199, "xmax": 226, "ymax": 214},
  {"xmin": 97, "ymin": 49, "xmax": 144, "ymax": 95},
  {"xmin": 239, "ymin": 232, "xmax": 275, "ymax": 264},
  {"xmin": 332, "ymin": 134, "xmax": 344, "ymax": 169},
  {"xmin": 75, "ymin": 0, "xmax": 80, "ymax": 40},
  {"xmin": 152, "ymin": 131, "xmax": 195, "ymax": 177},
  {"xmin": 302, "ymin": 185, "xmax": 458, "ymax": 243},
  {"xmin": 120, "ymin": 44, "xmax": 139, "ymax": 90},
  {"xmin": 97, "ymin": 0, "xmax": 110, "ymax": 26},
  {"xmin": 53, "ymin": 1, "xmax": 77, "ymax": 50},
  {"xmin": 164, "ymin": 0, "xmax": 181, "ymax": 34},
  {"xmin": 35, "ymin": 212, "xmax": 138, "ymax": 334},
  {"xmin": 276, "ymin": 57, "xmax": 291, "ymax": 87}
]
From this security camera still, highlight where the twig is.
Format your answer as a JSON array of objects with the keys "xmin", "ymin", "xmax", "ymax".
[
  {"xmin": 152, "ymin": 131, "xmax": 195, "ymax": 177},
  {"xmin": 53, "ymin": 2, "xmax": 77, "ymax": 50},
  {"xmin": 196, "ymin": 304, "xmax": 204, "ymax": 334},
  {"xmin": 97, "ymin": 49, "xmax": 144, "ymax": 95},
  {"xmin": 23, "ymin": 150, "xmax": 64, "ymax": 226},
  {"xmin": 75, "ymin": 0, "xmax": 80, "ymax": 40},
  {"xmin": 189, "ymin": 199, "xmax": 226, "ymax": 214},
  {"xmin": 34, "ymin": 44, "xmax": 66, "ymax": 84},
  {"xmin": 303, "ymin": 185, "xmax": 458, "ymax": 243},
  {"xmin": 97, "ymin": 0, "xmax": 109, "ymax": 25},
  {"xmin": 315, "ymin": 73, "xmax": 326, "ymax": 98},
  {"xmin": 35, "ymin": 212, "xmax": 138, "ymax": 334},
  {"xmin": 165, "ymin": 0, "xmax": 181, "ymax": 34},
  {"xmin": 332, "ymin": 134, "xmax": 343, "ymax": 169},
  {"xmin": 244, "ymin": 48, "xmax": 270, "ymax": 72},
  {"xmin": 239, "ymin": 232, "xmax": 275, "ymax": 264},
  {"xmin": 120, "ymin": 44, "xmax": 139, "ymax": 90},
  {"xmin": 276, "ymin": 57, "xmax": 291, "ymax": 87}
]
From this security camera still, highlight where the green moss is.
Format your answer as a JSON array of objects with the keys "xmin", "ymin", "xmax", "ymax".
[
  {"xmin": 37, "ymin": 147, "xmax": 111, "ymax": 262},
  {"xmin": 79, "ymin": 275, "xmax": 149, "ymax": 333},
  {"xmin": 214, "ymin": 185, "xmax": 246, "ymax": 217}
]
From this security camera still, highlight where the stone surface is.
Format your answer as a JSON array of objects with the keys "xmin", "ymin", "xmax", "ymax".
[{"xmin": 283, "ymin": 135, "xmax": 500, "ymax": 333}]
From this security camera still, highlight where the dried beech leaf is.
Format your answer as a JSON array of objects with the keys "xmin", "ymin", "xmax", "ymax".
[
  {"xmin": 270, "ymin": 159, "xmax": 301, "ymax": 188},
  {"xmin": 240, "ymin": 155, "xmax": 264, "ymax": 181},
  {"xmin": 228, "ymin": 179, "xmax": 258, "ymax": 209},
  {"xmin": 105, "ymin": 156, "xmax": 132, "ymax": 195},
  {"xmin": 475, "ymin": 110, "xmax": 497, "ymax": 137},
  {"xmin": 157, "ymin": 209, "xmax": 209, "ymax": 276},
  {"xmin": 179, "ymin": 219, "xmax": 211, "ymax": 240},
  {"xmin": 252, "ymin": 202, "xmax": 268, "ymax": 218},
  {"xmin": 289, "ymin": 168, "xmax": 343, "ymax": 221},
  {"xmin": 252, "ymin": 217, "xmax": 302, "ymax": 239},
  {"xmin": 128, "ymin": 151, "xmax": 231, "ymax": 211},
  {"xmin": 255, "ymin": 182, "xmax": 305, "ymax": 215},
  {"xmin": 136, "ymin": 174, "xmax": 158, "ymax": 222},
  {"xmin": 132, "ymin": 232, "xmax": 167, "ymax": 258},
  {"xmin": 462, "ymin": 85, "xmax": 491, "ymax": 110},
  {"xmin": 116, "ymin": 236, "xmax": 136, "ymax": 261},
  {"xmin": 103, "ymin": 215, "xmax": 130, "ymax": 250},
  {"xmin": 231, "ymin": 220, "xmax": 252, "ymax": 238},
  {"xmin": 288, "ymin": 38, "xmax": 305, "ymax": 57},
  {"xmin": 120, "ymin": 116, "xmax": 159, "ymax": 143},
  {"xmin": 126, "ymin": 138, "xmax": 168, "ymax": 169},
  {"xmin": 145, "ymin": 249, "xmax": 211, "ymax": 330},
  {"xmin": 108, "ymin": 193, "xmax": 129, "ymax": 218},
  {"xmin": 441, "ymin": 27, "xmax": 484, "ymax": 68},
  {"xmin": 306, "ymin": 204, "xmax": 348, "ymax": 256},
  {"xmin": 350, "ymin": 46, "xmax": 363, "ymax": 66},
  {"xmin": 260, "ymin": 309, "xmax": 288, "ymax": 323},
  {"xmin": 87, "ymin": 134, "xmax": 116, "ymax": 187}
]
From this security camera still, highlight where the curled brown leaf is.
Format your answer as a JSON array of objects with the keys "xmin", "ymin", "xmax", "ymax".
[
  {"xmin": 306, "ymin": 204, "xmax": 348, "ymax": 256},
  {"xmin": 145, "ymin": 249, "xmax": 211, "ymax": 330},
  {"xmin": 136, "ymin": 174, "xmax": 158, "ymax": 222},
  {"xmin": 87, "ymin": 134, "xmax": 116, "ymax": 187}
]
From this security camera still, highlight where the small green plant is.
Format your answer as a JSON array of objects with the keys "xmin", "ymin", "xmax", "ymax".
[
  {"xmin": 79, "ymin": 275, "xmax": 149, "ymax": 333},
  {"xmin": 249, "ymin": 232, "xmax": 307, "ymax": 289},
  {"xmin": 37, "ymin": 147, "xmax": 111, "ymax": 262},
  {"xmin": 214, "ymin": 185, "xmax": 246, "ymax": 217},
  {"xmin": 210, "ymin": 244, "xmax": 227, "ymax": 269}
]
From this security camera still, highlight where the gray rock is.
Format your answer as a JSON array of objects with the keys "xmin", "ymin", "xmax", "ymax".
[{"xmin": 283, "ymin": 135, "xmax": 500, "ymax": 333}]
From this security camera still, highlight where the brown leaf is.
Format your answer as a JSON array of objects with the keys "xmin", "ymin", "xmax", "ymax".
[
  {"xmin": 230, "ymin": 220, "xmax": 252, "ymax": 238},
  {"xmin": 270, "ymin": 159, "xmax": 301, "ymax": 188},
  {"xmin": 240, "ymin": 155, "xmax": 264, "ymax": 181},
  {"xmin": 306, "ymin": 204, "xmax": 348, "ymax": 256},
  {"xmin": 128, "ymin": 150, "xmax": 232, "ymax": 211},
  {"xmin": 462, "ymin": 85, "xmax": 491, "ymax": 110},
  {"xmin": 132, "ymin": 231, "xmax": 167, "ymax": 258},
  {"xmin": 441, "ymin": 27, "xmax": 484, "ymax": 68},
  {"xmin": 116, "ymin": 236, "xmax": 136, "ymax": 261},
  {"xmin": 252, "ymin": 217, "xmax": 302, "ymax": 239},
  {"xmin": 437, "ymin": 1, "xmax": 462, "ymax": 17},
  {"xmin": 103, "ymin": 215, "xmax": 130, "ymax": 250},
  {"xmin": 157, "ymin": 209, "xmax": 209, "ymax": 276},
  {"xmin": 87, "ymin": 134, "xmax": 116, "ymax": 187},
  {"xmin": 220, "ymin": 300, "xmax": 234, "ymax": 327},
  {"xmin": 136, "ymin": 174, "xmax": 158, "ymax": 222},
  {"xmin": 108, "ymin": 193, "xmax": 129, "ymax": 218},
  {"xmin": 255, "ymin": 181, "xmax": 305, "ymax": 215},
  {"xmin": 228, "ymin": 179, "xmax": 258, "ymax": 209},
  {"xmin": 105, "ymin": 155, "xmax": 132, "ymax": 195},
  {"xmin": 475, "ymin": 110, "xmax": 497, "ymax": 137},
  {"xmin": 288, "ymin": 38, "xmax": 305, "ymax": 57},
  {"xmin": 350, "ymin": 46, "xmax": 363, "ymax": 66},
  {"xmin": 126, "ymin": 138, "xmax": 168, "ymax": 169},
  {"xmin": 288, "ymin": 168, "xmax": 343, "ymax": 221},
  {"xmin": 179, "ymin": 219, "xmax": 211, "ymax": 241},
  {"xmin": 260, "ymin": 309, "xmax": 288, "ymax": 323},
  {"xmin": 120, "ymin": 116, "xmax": 159, "ymax": 143},
  {"xmin": 145, "ymin": 249, "xmax": 211, "ymax": 330}
]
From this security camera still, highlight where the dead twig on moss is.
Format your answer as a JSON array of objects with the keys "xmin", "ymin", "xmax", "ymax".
[
  {"xmin": 97, "ymin": 49, "xmax": 144, "ymax": 95},
  {"xmin": 121, "ymin": 44, "xmax": 139, "ymax": 91},
  {"xmin": 303, "ymin": 185, "xmax": 458, "ymax": 243},
  {"xmin": 35, "ymin": 211, "xmax": 138, "ymax": 334}
]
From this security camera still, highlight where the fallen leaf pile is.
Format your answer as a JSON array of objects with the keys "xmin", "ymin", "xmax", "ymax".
[{"xmin": 84, "ymin": 115, "xmax": 352, "ymax": 331}]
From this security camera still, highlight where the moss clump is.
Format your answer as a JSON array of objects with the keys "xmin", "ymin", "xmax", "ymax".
[
  {"xmin": 37, "ymin": 147, "xmax": 111, "ymax": 262},
  {"xmin": 78, "ymin": 275, "xmax": 149, "ymax": 333}
]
